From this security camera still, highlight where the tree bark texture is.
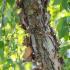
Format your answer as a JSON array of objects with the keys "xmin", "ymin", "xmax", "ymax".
[{"xmin": 18, "ymin": 0, "xmax": 62, "ymax": 70}]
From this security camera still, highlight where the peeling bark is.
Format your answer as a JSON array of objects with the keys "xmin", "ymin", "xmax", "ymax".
[{"xmin": 17, "ymin": 0, "xmax": 62, "ymax": 70}]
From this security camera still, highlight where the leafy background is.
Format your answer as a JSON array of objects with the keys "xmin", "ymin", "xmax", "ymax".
[{"xmin": 0, "ymin": 0, "xmax": 70, "ymax": 70}]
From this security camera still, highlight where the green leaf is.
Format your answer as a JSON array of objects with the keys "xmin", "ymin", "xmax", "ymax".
[
  {"xmin": 53, "ymin": 0, "xmax": 62, "ymax": 5},
  {"xmin": 59, "ymin": 45, "xmax": 70, "ymax": 57},
  {"xmin": 57, "ymin": 17, "xmax": 69, "ymax": 39},
  {"xmin": 62, "ymin": 0, "xmax": 68, "ymax": 10},
  {"xmin": 7, "ymin": 59, "xmax": 13, "ymax": 64},
  {"xmin": 0, "ymin": 41, "xmax": 4, "ymax": 49},
  {"xmin": 0, "ymin": 0, "xmax": 2, "ymax": 6},
  {"xmin": 11, "ymin": 40, "xmax": 17, "ymax": 51},
  {"xmin": 67, "ymin": 17, "xmax": 70, "ymax": 23},
  {"xmin": 0, "ymin": 41, "xmax": 4, "ymax": 57},
  {"xmin": 3, "ymin": 17, "xmax": 8, "ymax": 25},
  {"xmin": 53, "ymin": 0, "xmax": 69, "ymax": 10},
  {"xmin": 3, "ymin": 59, "xmax": 13, "ymax": 69},
  {"xmin": 7, "ymin": 0, "xmax": 15, "ymax": 6},
  {"xmin": 2, "ymin": 29, "xmax": 5, "ymax": 36},
  {"xmin": 0, "ymin": 50, "xmax": 4, "ymax": 57}
]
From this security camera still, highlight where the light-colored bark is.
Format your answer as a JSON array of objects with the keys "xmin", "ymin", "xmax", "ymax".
[{"xmin": 19, "ymin": 0, "xmax": 62, "ymax": 70}]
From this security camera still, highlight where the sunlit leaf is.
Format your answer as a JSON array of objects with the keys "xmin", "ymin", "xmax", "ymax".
[
  {"xmin": 15, "ymin": 64, "xmax": 20, "ymax": 70},
  {"xmin": 10, "ymin": 53, "xmax": 17, "ymax": 62},
  {"xmin": 24, "ymin": 62, "xmax": 32, "ymax": 70}
]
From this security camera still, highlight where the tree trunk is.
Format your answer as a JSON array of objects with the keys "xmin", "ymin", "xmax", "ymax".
[{"xmin": 18, "ymin": 0, "xmax": 62, "ymax": 70}]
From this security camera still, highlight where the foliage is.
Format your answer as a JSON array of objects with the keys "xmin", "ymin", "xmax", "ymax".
[
  {"xmin": 0, "ymin": 0, "xmax": 31, "ymax": 70},
  {"xmin": 48, "ymin": 0, "xmax": 70, "ymax": 70}
]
